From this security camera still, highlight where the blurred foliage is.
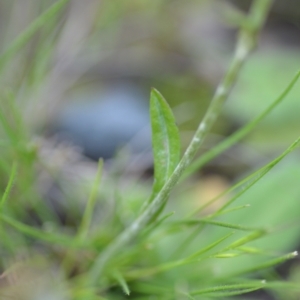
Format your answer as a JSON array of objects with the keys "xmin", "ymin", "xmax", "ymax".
[
  {"xmin": 0, "ymin": 0, "xmax": 300, "ymax": 300},
  {"xmin": 227, "ymin": 49, "xmax": 300, "ymax": 151}
]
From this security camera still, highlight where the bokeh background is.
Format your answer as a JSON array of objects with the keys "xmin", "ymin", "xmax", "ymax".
[
  {"xmin": 1, "ymin": 0, "xmax": 299, "ymax": 170},
  {"xmin": 0, "ymin": 1, "xmax": 300, "ymax": 299}
]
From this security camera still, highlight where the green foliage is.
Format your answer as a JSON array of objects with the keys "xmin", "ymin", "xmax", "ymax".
[
  {"xmin": 0, "ymin": 0, "xmax": 70, "ymax": 73},
  {"xmin": 0, "ymin": 0, "xmax": 300, "ymax": 300}
]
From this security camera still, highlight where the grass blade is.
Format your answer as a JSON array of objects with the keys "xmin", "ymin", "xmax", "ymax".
[
  {"xmin": 190, "ymin": 135, "xmax": 300, "ymax": 217},
  {"xmin": 217, "ymin": 136, "xmax": 300, "ymax": 213},
  {"xmin": 78, "ymin": 159, "xmax": 103, "ymax": 242},
  {"xmin": 199, "ymin": 287, "xmax": 262, "ymax": 297},
  {"xmin": 222, "ymin": 230, "xmax": 267, "ymax": 252},
  {"xmin": 0, "ymin": 214, "xmax": 79, "ymax": 248},
  {"xmin": 186, "ymin": 232, "xmax": 235, "ymax": 261},
  {"xmin": 211, "ymin": 204, "xmax": 251, "ymax": 217},
  {"xmin": 230, "ymin": 251, "xmax": 298, "ymax": 277},
  {"xmin": 126, "ymin": 233, "xmax": 235, "ymax": 280},
  {"xmin": 0, "ymin": 0, "xmax": 70, "ymax": 73},
  {"xmin": 0, "ymin": 161, "xmax": 17, "ymax": 211},
  {"xmin": 182, "ymin": 70, "xmax": 300, "ymax": 180},
  {"xmin": 177, "ymin": 219, "xmax": 258, "ymax": 231},
  {"xmin": 190, "ymin": 281, "xmax": 266, "ymax": 296}
]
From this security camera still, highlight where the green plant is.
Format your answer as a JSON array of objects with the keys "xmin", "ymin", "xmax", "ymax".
[{"xmin": 0, "ymin": 0, "xmax": 300, "ymax": 299}]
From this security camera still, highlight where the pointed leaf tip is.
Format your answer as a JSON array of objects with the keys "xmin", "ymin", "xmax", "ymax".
[{"xmin": 149, "ymin": 88, "xmax": 181, "ymax": 198}]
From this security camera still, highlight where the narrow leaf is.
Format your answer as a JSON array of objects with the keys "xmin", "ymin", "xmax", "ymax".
[
  {"xmin": 0, "ymin": 214, "xmax": 78, "ymax": 247},
  {"xmin": 182, "ymin": 70, "xmax": 300, "ymax": 180},
  {"xmin": 0, "ymin": 162, "xmax": 17, "ymax": 211},
  {"xmin": 222, "ymin": 230, "xmax": 267, "ymax": 252},
  {"xmin": 190, "ymin": 281, "xmax": 266, "ymax": 296},
  {"xmin": 78, "ymin": 159, "xmax": 103, "ymax": 242},
  {"xmin": 202, "ymin": 287, "xmax": 263, "ymax": 297},
  {"xmin": 112, "ymin": 270, "xmax": 130, "ymax": 296},
  {"xmin": 177, "ymin": 219, "xmax": 257, "ymax": 231},
  {"xmin": 212, "ymin": 252, "xmax": 242, "ymax": 258},
  {"xmin": 217, "ymin": 136, "xmax": 300, "ymax": 213},
  {"xmin": 150, "ymin": 88, "xmax": 181, "ymax": 197},
  {"xmin": 231, "ymin": 251, "xmax": 298, "ymax": 277},
  {"xmin": 190, "ymin": 135, "xmax": 300, "ymax": 218},
  {"xmin": 237, "ymin": 246, "xmax": 266, "ymax": 254},
  {"xmin": 186, "ymin": 232, "xmax": 235, "ymax": 261},
  {"xmin": 211, "ymin": 204, "xmax": 250, "ymax": 217},
  {"xmin": 127, "ymin": 233, "xmax": 235, "ymax": 280}
]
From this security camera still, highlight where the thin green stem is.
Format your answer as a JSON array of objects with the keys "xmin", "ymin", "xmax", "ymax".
[
  {"xmin": 182, "ymin": 70, "xmax": 300, "ymax": 180},
  {"xmin": 220, "ymin": 252, "xmax": 298, "ymax": 280},
  {"xmin": 0, "ymin": 161, "xmax": 17, "ymax": 211},
  {"xmin": 78, "ymin": 159, "xmax": 103, "ymax": 242},
  {"xmin": 88, "ymin": 0, "xmax": 273, "ymax": 284},
  {"xmin": 190, "ymin": 281, "xmax": 266, "ymax": 296}
]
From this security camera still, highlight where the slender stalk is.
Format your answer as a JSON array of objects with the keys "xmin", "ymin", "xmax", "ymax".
[
  {"xmin": 0, "ymin": 162, "xmax": 17, "ymax": 211},
  {"xmin": 78, "ymin": 159, "xmax": 103, "ymax": 242},
  {"xmin": 182, "ymin": 70, "xmax": 300, "ymax": 181},
  {"xmin": 88, "ymin": 0, "xmax": 273, "ymax": 284}
]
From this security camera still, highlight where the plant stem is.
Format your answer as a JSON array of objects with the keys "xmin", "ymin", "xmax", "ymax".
[
  {"xmin": 182, "ymin": 70, "xmax": 300, "ymax": 181},
  {"xmin": 88, "ymin": 0, "xmax": 273, "ymax": 284}
]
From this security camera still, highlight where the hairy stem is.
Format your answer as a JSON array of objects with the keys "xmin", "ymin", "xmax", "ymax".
[{"xmin": 88, "ymin": 0, "xmax": 273, "ymax": 284}]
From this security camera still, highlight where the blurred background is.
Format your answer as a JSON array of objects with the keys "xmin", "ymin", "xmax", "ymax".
[
  {"xmin": 0, "ymin": 0, "xmax": 299, "ymax": 173},
  {"xmin": 0, "ymin": 0, "xmax": 300, "ymax": 299},
  {"xmin": 0, "ymin": 0, "xmax": 299, "ymax": 161}
]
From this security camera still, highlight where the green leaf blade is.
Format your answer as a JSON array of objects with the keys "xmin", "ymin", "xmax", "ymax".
[{"xmin": 150, "ymin": 88, "xmax": 181, "ymax": 196}]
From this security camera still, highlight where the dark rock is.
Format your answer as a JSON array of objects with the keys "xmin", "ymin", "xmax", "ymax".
[{"xmin": 52, "ymin": 83, "xmax": 152, "ymax": 160}]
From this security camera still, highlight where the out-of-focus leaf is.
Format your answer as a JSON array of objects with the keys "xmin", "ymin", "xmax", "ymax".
[
  {"xmin": 0, "ymin": 0, "xmax": 70, "ymax": 73},
  {"xmin": 150, "ymin": 88, "xmax": 181, "ymax": 197}
]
